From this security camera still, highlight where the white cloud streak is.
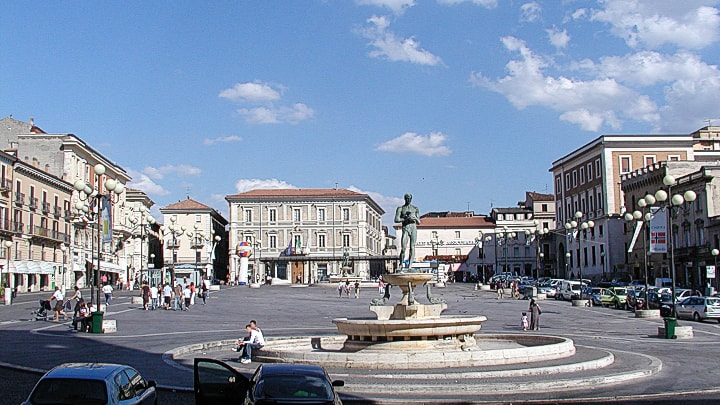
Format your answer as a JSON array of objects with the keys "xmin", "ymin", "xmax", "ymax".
[
  {"xmin": 126, "ymin": 169, "xmax": 171, "ymax": 196},
  {"xmin": 520, "ymin": 2, "xmax": 542, "ymax": 23},
  {"xmin": 203, "ymin": 135, "xmax": 243, "ymax": 145},
  {"xmin": 437, "ymin": 0, "xmax": 497, "ymax": 8},
  {"xmin": 361, "ymin": 15, "xmax": 443, "ymax": 66},
  {"xmin": 219, "ymin": 81, "xmax": 314, "ymax": 125},
  {"xmin": 376, "ymin": 131, "xmax": 452, "ymax": 156},
  {"xmin": 218, "ymin": 81, "xmax": 282, "ymax": 103},
  {"xmin": 234, "ymin": 178, "xmax": 298, "ymax": 193},
  {"xmin": 143, "ymin": 165, "xmax": 202, "ymax": 180},
  {"xmin": 356, "ymin": 0, "xmax": 415, "ymax": 14}
]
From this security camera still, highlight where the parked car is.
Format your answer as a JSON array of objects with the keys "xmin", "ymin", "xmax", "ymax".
[
  {"xmin": 647, "ymin": 290, "xmax": 674, "ymax": 316},
  {"xmin": 22, "ymin": 363, "xmax": 157, "ymax": 405},
  {"xmin": 589, "ymin": 287, "xmax": 606, "ymax": 306},
  {"xmin": 538, "ymin": 284, "xmax": 557, "ymax": 298},
  {"xmin": 625, "ymin": 289, "xmax": 645, "ymax": 310},
  {"xmin": 608, "ymin": 287, "xmax": 629, "ymax": 308},
  {"xmin": 194, "ymin": 358, "xmax": 344, "ymax": 405},
  {"xmin": 675, "ymin": 296, "xmax": 720, "ymax": 322}
]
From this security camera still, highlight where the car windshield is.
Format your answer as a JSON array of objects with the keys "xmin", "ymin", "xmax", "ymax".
[
  {"xmin": 614, "ymin": 289, "xmax": 627, "ymax": 295},
  {"xmin": 254, "ymin": 374, "xmax": 333, "ymax": 401},
  {"xmin": 29, "ymin": 378, "xmax": 107, "ymax": 405}
]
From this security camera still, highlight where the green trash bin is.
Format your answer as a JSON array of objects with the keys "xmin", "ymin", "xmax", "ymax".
[
  {"xmin": 663, "ymin": 317, "xmax": 677, "ymax": 339},
  {"xmin": 90, "ymin": 311, "xmax": 104, "ymax": 334}
]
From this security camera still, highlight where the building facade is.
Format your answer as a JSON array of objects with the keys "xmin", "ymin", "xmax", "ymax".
[
  {"xmin": 225, "ymin": 188, "xmax": 385, "ymax": 283},
  {"xmin": 550, "ymin": 134, "xmax": 694, "ymax": 282}
]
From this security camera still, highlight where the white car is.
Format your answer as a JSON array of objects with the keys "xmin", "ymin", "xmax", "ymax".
[{"xmin": 675, "ymin": 296, "xmax": 720, "ymax": 322}]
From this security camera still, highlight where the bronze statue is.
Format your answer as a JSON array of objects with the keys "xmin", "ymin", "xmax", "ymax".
[{"xmin": 395, "ymin": 193, "xmax": 420, "ymax": 269}]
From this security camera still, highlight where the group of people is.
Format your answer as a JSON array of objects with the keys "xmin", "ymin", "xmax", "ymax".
[
  {"xmin": 337, "ymin": 280, "xmax": 361, "ymax": 298},
  {"xmin": 233, "ymin": 320, "xmax": 265, "ymax": 364},
  {"xmin": 142, "ymin": 278, "xmax": 209, "ymax": 311},
  {"xmin": 521, "ymin": 298, "xmax": 542, "ymax": 331}
]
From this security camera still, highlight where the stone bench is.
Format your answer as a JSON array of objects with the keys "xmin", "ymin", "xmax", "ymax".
[
  {"xmin": 131, "ymin": 297, "xmax": 143, "ymax": 305},
  {"xmin": 635, "ymin": 309, "xmax": 661, "ymax": 319},
  {"xmin": 657, "ymin": 325, "xmax": 693, "ymax": 339},
  {"xmin": 101, "ymin": 319, "xmax": 117, "ymax": 333}
]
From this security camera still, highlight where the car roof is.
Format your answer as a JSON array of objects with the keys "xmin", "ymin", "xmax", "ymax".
[
  {"xmin": 43, "ymin": 363, "xmax": 129, "ymax": 380},
  {"xmin": 257, "ymin": 363, "xmax": 328, "ymax": 378}
]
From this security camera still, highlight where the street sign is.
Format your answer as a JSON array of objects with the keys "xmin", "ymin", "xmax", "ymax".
[{"xmin": 707, "ymin": 265, "xmax": 716, "ymax": 279}]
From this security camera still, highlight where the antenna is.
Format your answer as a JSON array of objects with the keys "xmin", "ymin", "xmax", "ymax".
[
  {"xmin": 704, "ymin": 118, "xmax": 720, "ymax": 127},
  {"xmin": 466, "ymin": 202, "xmax": 470, "ymax": 211}
]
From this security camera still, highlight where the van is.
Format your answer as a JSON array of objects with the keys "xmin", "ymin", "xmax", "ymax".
[
  {"xmin": 559, "ymin": 280, "xmax": 586, "ymax": 301},
  {"xmin": 655, "ymin": 278, "xmax": 672, "ymax": 289}
]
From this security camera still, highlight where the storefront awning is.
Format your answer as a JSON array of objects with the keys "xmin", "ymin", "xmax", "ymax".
[
  {"xmin": 10, "ymin": 261, "xmax": 57, "ymax": 275},
  {"xmin": 85, "ymin": 260, "xmax": 124, "ymax": 274}
]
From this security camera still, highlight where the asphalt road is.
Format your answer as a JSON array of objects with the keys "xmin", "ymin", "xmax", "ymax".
[{"xmin": 2, "ymin": 283, "xmax": 720, "ymax": 404}]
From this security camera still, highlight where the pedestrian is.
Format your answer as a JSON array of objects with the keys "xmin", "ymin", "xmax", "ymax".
[
  {"xmin": 141, "ymin": 282, "xmax": 151, "ymax": 310},
  {"xmin": 182, "ymin": 284, "xmax": 192, "ymax": 310},
  {"xmin": 345, "ymin": 280, "xmax": 351, "ymax": 298},
  {"xmin": 68, "ymin": 286, "xmax": 82, "ymax": 318},
  {"xmin": 162, "ymin": 283, "xmax": 173, "ymax": 310},
  {"xmin": 174, "ymin": 283, "xmax": 183, "ymax": 310},
  {"xmin": 101, "ymin": 283, "xmax": 113, "ymax": 306},
  {"xmin": 71, "ymin": 301, "xmax": 90, "ymax": 332},
  {"xmin": 521, "ymin": 312, "xmax": 529, "ymax": 331},
  {"xmin": 354, "ymin": 281, "xmax": 360, "ymax": 299},
  {"xmin": 189, "ymin": 282, "xmax": 196, "ymax": 306},
  {"xmin": 378, "ymin": 279, "xmax": 384, "ymax": 294},
  {"xmin": 48, "ymin": 286, "xmax": 67, "ymax": 322},
  {"xmin": 529, "ymin": 298, "xmax": 542, "ymax": 331},
  {"xmin": 200, "ymin": 282, "xmax": 208, "ymax": 305},
  {"xmin": 337, "ymin": 281, "xmax": 344, "ymax": 298},
  {"xmin": 497, "ymin": 283, "xmax": 504, "ymax": 300},
  {"xmin": 150, "ymin": 284, "xmax": 159, "ymax": 310},
  {"xmin": 237, "ymin": 322, "xmax": 265, "ymax": 364}
]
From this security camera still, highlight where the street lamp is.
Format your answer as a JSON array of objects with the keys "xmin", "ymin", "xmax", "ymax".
[
  {"xmin": 526, "ymin": 221, "xmax": 549, "ymax": 281},
  {"xmin": 430, "ymin": 234, "xmax": 442, "ymax": 284},
  {"xmin": 647, "ymin": 174, "xmax": 696, "ymax": 317},
  {"xmin": 474, "ymin": 232, "xmax": 485, "ymax": 284},
  {"xmin": 73, "ymin": 163, "xmax": 125, "ymax": 310},
  {"xmin": 624, "ymin": 197, "xmax": 654, "ymax": 304},
  {"xmin": 496, "ymin": 228, "xmax": 516, "ymax": 274},
  {"xmin": 712, "ymin": 248, "xmax": 719, "ymax": 293},
  {"xmin": 59, "ymin": 244, "xmax": 67, "ymax": 292},
  {"xmin": 3, "ymin": 240, "xmax": 12, "ymax": 303},
  {"xmin": 162, "ymin": 215, "xmax": 185, "ymax": 285},
  {"xmin": 565, "ymin": 252, "xmax": 571, "ymax": 279},
  {"xmin": 565, "ymin": 211, "xmax": 594, "ymax": 301},
  {"xmin": 127, "ymin": 206, "xmax": 156, "ymax": 285},
  {"xmin": 538, "ymin": 252, "xmax": 544, "ymax": 281}
]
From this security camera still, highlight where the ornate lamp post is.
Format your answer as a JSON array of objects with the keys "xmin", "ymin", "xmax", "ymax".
[
  {"xmin": 538, "ymin": 252, "xmax": 544, "ymax": 281},
  {"xmin": 565, "ymin": 211, "xmax": 594, "ymax": 301},
  {"xmin": 624, "ymin": 198, "xmax": 654, "ymax": 304},
  {"xmin": 162, "ymin": 215, "xmax": 185, "ymax": 285},
  {"xmin": 474, "ymin": 232, "xmax": 485, "ymax": 284},
  {"xmin": 73, "ymin": 163, "xmax": 125, "ymax": 310},
  {"xmin": 496, "ymin": 228, "xmax": 516, "ymax": 274},
  {"xmin": 59, "ymin": 244, "xmax": 68, "ymax": 292},
  {"xmin": 3, "ymin": 240, "xmax": 12, "ymax": 304},
  {"xmin": 712, "ymin": 248, "xmax": 719, "ymax": 293},
  {"xmin": 127, "ymin": 206, "xmax": 156, "ymax": 285},
  {"xmin": 565, "ymin": 252, "xmax": 571, "ymax": 279}
]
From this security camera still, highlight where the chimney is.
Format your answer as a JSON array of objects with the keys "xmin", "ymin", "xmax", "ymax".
[{"xmin": 29, "ymin": 117, "xmax": 34, "ymax": 126}]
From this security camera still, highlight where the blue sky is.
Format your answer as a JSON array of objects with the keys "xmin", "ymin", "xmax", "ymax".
[{"xmin": 3, "ymin": 1, "xmax": 720, "ymax": 228}]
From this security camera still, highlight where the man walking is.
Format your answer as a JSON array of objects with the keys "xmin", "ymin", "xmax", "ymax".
[{"xmin": 102, "ymin": 283, "xmax": 113, "ymax": 306}]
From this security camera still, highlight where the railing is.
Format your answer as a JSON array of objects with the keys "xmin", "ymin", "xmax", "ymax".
[
  {"xmin": 53, "ymin": 206, "xmax": 62, "ymax": 217},
  {"xmin": 29, "ymin": 226, "xmax": 69, "ymax": 243},
  {"xmin": 41, "ymin": 202, "xmax": 51, "ymax": 214},
  {"xmin": 13, "ymin": 222, "xmax": 24, "ymax": 233},
  {"xmin": 0, "ymin": 219, "xmax": 10, "ymax": 232},
  {"xmin": 14, "ymin": 192, "xmax": 24, "ymax": 205},
  {"xmin": 0, "ymin": 178, "xmax": 10, "ymax": 191},
  {"xmin": 28, "ymin": 197, "xmax": 38, "ymax": 210}
]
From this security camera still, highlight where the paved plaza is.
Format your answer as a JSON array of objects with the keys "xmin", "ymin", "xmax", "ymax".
[{"xmin": 2, "ymin": 282, "xmax": 720, "ymax": 404}]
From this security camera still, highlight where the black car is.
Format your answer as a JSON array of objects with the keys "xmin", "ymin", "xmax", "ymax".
[
  {"xmin": 647, "ymin": 291, "xmax": 674, "ymax": 316},
  {"xmin": 194, "ymin": 359, "xmax": 344, "ymax": 405},
  {"xmin": 626, "ymin": 289, "xmax": 645, "ymax": 311}
]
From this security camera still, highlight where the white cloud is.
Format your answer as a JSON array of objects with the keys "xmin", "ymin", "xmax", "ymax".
[
  {"xmin": 234, "ymin": 178, "xmax": 298, "ymax": 193},
  {"xmin": 356, "ymin": 0, "xmax": 415, "ymax": 14},
  {"xmin": 237, "ymin": 103, "xmax": 315, "ymax": 125},
  {"xmin": 520, "ymin": 2, "xmax": 542, "ymax": 23},
  {"xmin": 437, "ymin": 0, "xmax": 498, "ymax": 8},
  {"xmin": 470, "ymin": 36, "xmax": 660, "ymax": 131},
  {"xmin": 126, "ymin": 169, "xmax": 171, "ymax": 196},
  {"xmin": 376, "ymin": 131, "xmax": 452, "ymax": 156},
  {"xmin": 143, "ymin": 165, "xmax": 202, "ymax": 181},
  {"xmin": 218, "ymin": 81, "xmax": 282, "ymax": 103},
  {"xmin": 361, "ymin": 15, "xmax": 443, "ymax": 66},
  {"xmin": 203, "ymin": 135, "xmax": 243, "ymax": 145},
  {"xmin": 546, "ymin": 27, "xmax": 570, "ymax": 49},
  {"xmin": 589, "ymin": 0, "xmax": 720, "ymax": 50}
]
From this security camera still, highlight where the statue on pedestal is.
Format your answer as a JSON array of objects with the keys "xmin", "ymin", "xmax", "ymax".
[{"xmin": 395, "ymin": 193, "xmax": 420, "ymax": 270}]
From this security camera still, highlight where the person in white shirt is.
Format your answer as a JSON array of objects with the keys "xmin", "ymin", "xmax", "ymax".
[
  {"xmin": 238, "ymin": 321, "xmax": 265, "ymax": 364},
  {"xmin": 101, "ymin": 284, "xmax": 113, "ymax": 306},
  {"xmin": 182, "ymin": 285, "xmax": 192, "ymax": 311},
  {"xmin": 48, "ymin": 287, "xmax": 67, "ymax": 321},
  {"xmin": 150, "ymin": 285, "xmax": 159, "ymax": 310}
]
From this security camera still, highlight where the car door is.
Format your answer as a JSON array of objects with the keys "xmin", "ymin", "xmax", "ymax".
[
  {"xmin": 122, "ymin": 367, "xmax": 157, "ymax": 405},
  {"xmin": 676, "ymin": 298, "xmax": 692, "ymax": 319},
  {"xmin": 194, "ymin": 358, "xmax": 249, "ymax": 405}
]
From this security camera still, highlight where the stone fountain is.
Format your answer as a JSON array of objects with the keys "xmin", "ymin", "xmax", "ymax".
[{"xmin": 333, "ymin": 271, "xmax": 486, "ymax": 351}]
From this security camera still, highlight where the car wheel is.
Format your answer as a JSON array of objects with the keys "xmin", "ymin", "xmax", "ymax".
[{"xmin": 693, "ymin": 312, "xmax": 701, "ymax": 322}]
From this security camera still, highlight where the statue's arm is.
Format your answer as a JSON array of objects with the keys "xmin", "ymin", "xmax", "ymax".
[{"xmin": 394, "ymin": 206, "xmax": 403, "ymax": 223}]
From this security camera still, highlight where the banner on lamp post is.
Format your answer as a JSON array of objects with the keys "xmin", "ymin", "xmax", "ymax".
[
  {"xmin": 101, "ymin": 195, "xmax": 113, "ymax": 244},
  {"xmin": 649, "ymin": 207, "xmax": 667, "ymax": 254}
]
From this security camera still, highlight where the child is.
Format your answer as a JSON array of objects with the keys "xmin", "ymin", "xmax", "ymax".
[{"xmin": 521, "ymin": 312, "xmax": 529, "ymax": 331}]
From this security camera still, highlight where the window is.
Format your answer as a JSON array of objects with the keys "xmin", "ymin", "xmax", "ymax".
[
  {"xmin": 293, "ymin": 208, "xmax": 301, "ymax": 222},
  {"xmin": 342, "ymin": 208, "xmax": 350, "ymax": 221},
  {"xmin": 294, "ymin": 235, "xmax": 302, "ymax": 248},
  {"xmin": 195, "ymin": 214, "xmax": 201, "ymax": 223},
  {"xmin": 269, "ymin": 209, "xmax": 277, "ymax": 222},
  {"xmin": 587, "ymin": 163, "xmax": 593, "ymax": 181},
  {"xmin": 455, "ymin": 231, "xmax": 461, "ymax": 239},
  {"xmin": 668, "ymin": 155, "xmax": 681, "ymax": 162},
  {"xmin": 597, "ymin": 189, "xmax": 604, "ymax": 210},
  {"xmin": 595, "ymin": 159, "xmax": 601, "ymax": 178},
  {"xmin": 541, "ymin": 204, "xmax": 548, "ymax": 212},
  {"xmin": 619, "ymin": 155, "xmax": 631, "ymax": 174},
  {"xmin": 244, "ymin": 209, "xmax": 252, "ymax": 223},
  {"xmin": 432, "ymin": 231, "xmax": 438, "ymax": 239},
  {"xmin": 318, "ymin": 208, "xmax": 326, "ymax": 222},
  {"xmin": 318, "ymin": 234, "xmax": 326, "ymax": 248},
  {"xmin": 565, "ymin": 174, "xmax": 571, "ymax": 191},
  {"xmin": 579, "ymin": 167, "xmax": 585, "ymax": 184},
  {"xmin": 269, "ymin": 235, "xmax": 277, "ymax": 249},
  {"xmin": 696, "ymin": 221, "xmax": 705, "ymax": 246},
  {"xmin": 644, "ymin": 155, "xmax": 656, "ymax": 167},
  {"xmin": 455, "ymin": 248, "xmax": 462, "ymax": 256},
  {"xmin": 342, "ymin": 234, "xmax": 350, "ymax": 247},
  {"xmin": 572, "ymin": 170, "xmax": 577, "ymax": 187},
  {"xmin": 556, "ymin": 176, "xmax": 562, "ymax": 194}
]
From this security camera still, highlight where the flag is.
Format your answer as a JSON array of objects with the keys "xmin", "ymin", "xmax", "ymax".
[
  {"xmin": 649, "ymin": 207, "xmax": 667, "ymax": 254},
  {"xmin": 284, "ymin": 240, "xmax": 293, "ymax": 255},
  {"xmin": 627, "ymin": 221, "xmax": 643, "ymax": 253}
]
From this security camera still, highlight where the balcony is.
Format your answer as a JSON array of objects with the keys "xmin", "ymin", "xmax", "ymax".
[
  {"xmin": 53, "ymin": 206, "xmax": 62, "ymax": 217},
  {"xmin": 0, "ymin": 178, "xmax": 10, "ymax": 192},
  {"xmin": 13, "ymin": 222, "xmax": 24, "ymax": 233},
  {"xmin": 14, "ymin": 192, "xmax": 24, "ymax": 206},
  {"xmin": 28, "ymin": 197, "xmax": 38, "ymax": 210},
  {"xmin": 29, "ymin": 225, "xmax": 69, "ymax": 243},
  {"xmin": 41, "ymin": 202, "xmax": 51, "ymax": 214}
]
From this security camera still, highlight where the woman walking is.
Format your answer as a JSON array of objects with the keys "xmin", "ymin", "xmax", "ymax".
[{"xmin": 529, "ymin": 298, "xmax": 542, "ymax": 331}]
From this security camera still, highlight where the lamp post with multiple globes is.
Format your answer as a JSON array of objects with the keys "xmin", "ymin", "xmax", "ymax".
[
  {"xmin": 73, "ymin": 163, "xmax": 125, "ymax": 310},
  {"xmin": 564, "ymin": 211, "xmax": 594, "ymax": 301}
]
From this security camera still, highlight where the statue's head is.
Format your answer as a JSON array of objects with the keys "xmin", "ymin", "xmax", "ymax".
[{"xmin": 404, "ymin": 193, "xmax": 412, "ymax": 203}]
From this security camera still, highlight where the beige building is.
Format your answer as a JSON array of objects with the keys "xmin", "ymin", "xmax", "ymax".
[
  {"xmin": 550, "ymin": 134, "xmax": 694, "ymax": 281},
  {"xmin": 159, "ymin": 197, "xmax": 228, "ymax": 286},
  {"xmin": 225, "ymin": 188, "xmax": 385, "ymax": 283}
]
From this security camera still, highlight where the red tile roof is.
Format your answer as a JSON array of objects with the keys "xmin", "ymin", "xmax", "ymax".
[
  {"xmin": 394, "ymin": 215, "xmax": 495, "ymax": 229},
  {"xmin": 226, "ymin": 188, "xmax": 365, "ymax": 199},
  {"xmin": 161, "ymin": 197, "xmax": 213, "ymax": 211}
]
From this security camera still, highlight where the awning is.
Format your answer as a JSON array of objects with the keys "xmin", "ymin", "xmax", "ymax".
[
  {"xmin": 85, "ymin": 260, "xmax": 124, "ymax": 274},
  {"xmin": 10, "ymin": 261, "xmax": 57, "ymax": 275}
]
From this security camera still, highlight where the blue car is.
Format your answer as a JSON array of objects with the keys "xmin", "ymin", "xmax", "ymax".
[{"xmin": 23, "ymin": 363, "xmax": 157, "ymax": 405}]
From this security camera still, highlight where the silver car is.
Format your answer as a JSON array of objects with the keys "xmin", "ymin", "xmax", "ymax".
[
  {"xmin": 675, "ymin": 296, "xmax": 720, "ymax": 322},
  {"xmin": 23, "ymin": 363, "xmax": 157, "ymax": 405}
]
